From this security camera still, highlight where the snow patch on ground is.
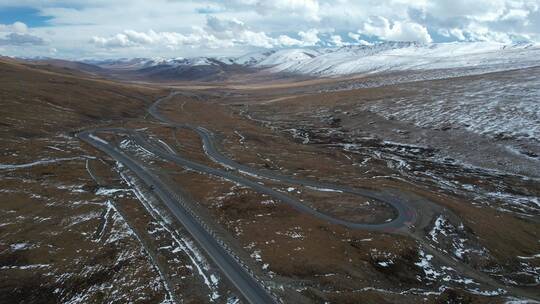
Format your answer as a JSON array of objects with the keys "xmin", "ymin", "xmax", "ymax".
[
  {"xmin": 88, "ymin": 134, "xmax": 109, "ymax": 145},
  {"xmin": 414, "ymin": 247, "xmax": 512, "ymax": 296},
  {"xmin": 276, "ymin": 226, "xmax": 305, "ymax": 240},
  {"xmin": 120, "ymin": 139, "xmax": 158, "ymax": 161},
  {"xmin": 96, "ymin": 188, "xmax": 129, "ymax": 196},
  {"xmin": 428, "ymin": 215, "xmax": 487, "ymax": 260},
  {"xmin": 0, "ymin": 157, "xmax": 81, "ymax": 170},
  {"xmin": 306, "ymin": 185, "xmax": 343, "ymax": 193},
  {"xmin": 415, "ymin": 250, "xmax": 442, "ymax": 281},
  {"xmin": 10, "ymin": 242, "xmax": 35, "ymax": 251}
]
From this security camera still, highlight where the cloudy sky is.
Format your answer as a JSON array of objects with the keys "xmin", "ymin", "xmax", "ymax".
[{"xmin": 1, "ymin": 0, "xmax": 539, "ymax": 59}]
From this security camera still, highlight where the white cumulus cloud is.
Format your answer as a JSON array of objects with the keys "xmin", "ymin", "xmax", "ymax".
[
  {"xmin": 0, "ymin": 21, "xmax": 46, "ymax": 46},
  {"xmin": 362, "ymin": 16, "xmax": 433, "ymax": 44},
  {"xmin": 298, "ymin": 28, "xmax": 320, "ymax": 45},
  {"xmin": 330, "ymin": 34, "xmax": 344, "ymax": 46},
  {"xmin": 91, "ymin": 15, "xmax": 326, "ymax": 51},
  {"xmin": 0, "ymin": 21, "xmax": 28, "ymax": 33}
]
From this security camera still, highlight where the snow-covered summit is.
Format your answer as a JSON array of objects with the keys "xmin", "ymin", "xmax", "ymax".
[
  {"xmin": 238, "ymin": 41, "xmax": 540, "ymax": 77},
  {"xmin": 88, "ymin": 56, "xmax": 223, "ymax": 70}
]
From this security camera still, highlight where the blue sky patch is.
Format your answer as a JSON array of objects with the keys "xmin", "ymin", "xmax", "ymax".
[{"xmin": 0, "ymin": 7, "xmax": 51, "ymax": 27}]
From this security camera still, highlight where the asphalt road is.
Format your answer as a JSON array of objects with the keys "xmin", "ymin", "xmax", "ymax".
[
  {"xmin": 148, "ymin": 92, "xmax": 416, "ymax": 231},
  {"xmin": 130, "ymin": 130, "xmax": 414, "ymax": 230},
  {"xmin": 78, "ymin": 131, "xmax": 277, "ymax": 304}
]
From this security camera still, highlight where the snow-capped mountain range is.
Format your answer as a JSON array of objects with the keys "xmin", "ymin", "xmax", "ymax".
[
  {"xmin": 87, "ymin": 57, "xmax": 220, "ymax": 70},
  {"xmin": 237, "ymin": 41, "xmax": 540, "ymax": 77},
  {"xmin": 85, "ymin": 41, "xmax": 540, "ymax": 79}
]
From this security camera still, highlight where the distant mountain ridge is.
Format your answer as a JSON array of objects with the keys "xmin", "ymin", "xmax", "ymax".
[
  {"xmin": 83, "ymin": 56, "xmax": 253, "ymax": 81},
  {"xmin": 87, "ymin": 57, "xmax": 221, "ymax": 70},
  {"xmin": 239, "ymin": 41, "xmax": 540, "ymax": 77},
  {"xmin": 23, "ymin": 41, "xmax": 540, "ymax": 81}
]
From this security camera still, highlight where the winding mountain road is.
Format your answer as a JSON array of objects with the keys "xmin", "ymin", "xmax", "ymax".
[
  {"xmin": 80, "ymin": 92, "xmax": 540, "ymax": 303},
  {"xmin": 148, "ymin": 92, "xmax": 416, "ymax": 231}
]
